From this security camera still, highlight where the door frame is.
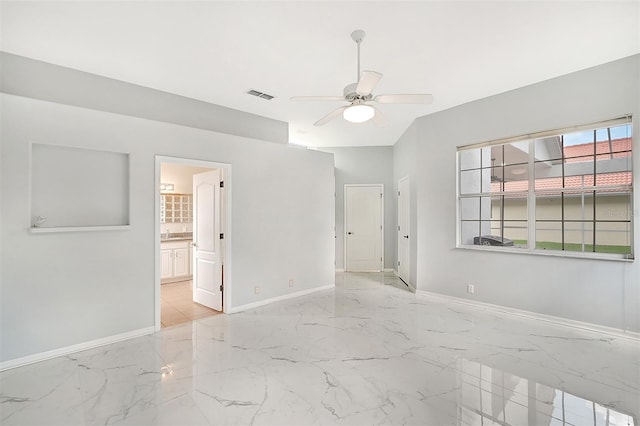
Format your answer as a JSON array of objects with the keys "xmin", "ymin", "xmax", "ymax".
[
  {"xmin": 397, "ymin": 176, "xmax": 410, "ymax": 284},
  {"xmin": 343, "ymin": 183, "xmax": 384, "ymax": 272},
  {"xmin": 154, "ymin": 156, "xmax": 232, "ymax": 331}
]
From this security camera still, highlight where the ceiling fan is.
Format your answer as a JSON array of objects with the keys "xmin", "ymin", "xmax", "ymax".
[{"xmin": 290, "ymin": 30, "xmax": 434, "ymax": 126}]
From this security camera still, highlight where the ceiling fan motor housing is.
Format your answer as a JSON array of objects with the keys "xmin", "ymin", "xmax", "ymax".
[{"xmin": 343, "ymin": 83, "xmax": 372, "ymax": 102}]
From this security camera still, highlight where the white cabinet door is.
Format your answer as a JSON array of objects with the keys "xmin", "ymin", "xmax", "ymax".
[
  {"xmin": 173, "ymin": 247, "xmax": 190, "ymax": 277},
  {"xmin": 160, "ymin": 249, "xmax": 173, "ymax": 280},
  {"xmin": 161, "ymin": 241, "xmax": 193, "ymax": 282}
]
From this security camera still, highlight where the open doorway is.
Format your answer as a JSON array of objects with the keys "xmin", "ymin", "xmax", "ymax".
[{"xmin": 155, "ymin": 156, "xmax": 231, "ymax": 330}]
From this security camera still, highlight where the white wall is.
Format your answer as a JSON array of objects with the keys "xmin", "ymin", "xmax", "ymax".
[
  {"xmin": 397, "ymin": 55, "xmax": 640, "ymax": 332},
  {"xmin": 319, "ymin": 146, "xmax": 396, "ymax": 270},
  {"xmin": 1, "ymin": 52, "xmax": 289, "ymax": 144},
  {"xmin": 0, "ymin": 94, "xmax": 335, "ymax": 363}
]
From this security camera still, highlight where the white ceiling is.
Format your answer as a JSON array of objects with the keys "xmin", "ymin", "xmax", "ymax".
[{"xmin": 1, "ymin": 1, "xmax": 638, "ymax": 147}]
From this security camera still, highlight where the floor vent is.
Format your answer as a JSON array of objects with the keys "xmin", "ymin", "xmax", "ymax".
[{"xmin": 246, "ymin": 89, "xmax": 275, "ymax": 100}]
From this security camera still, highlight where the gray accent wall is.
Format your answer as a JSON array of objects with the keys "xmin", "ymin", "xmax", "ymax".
[
  {"xmin": 395, "ymin": 55, "xmax": 640, "ymax": 332},
  {"xmin": 0, "ymin": 63, "xmax": 334, "ymax": 363},
  {"xmin": 0, "ymin": 52, "xmax": 288, "ymax": 144},
  {"xmin": 319, "ymin": 146, "xmax": 396, "ymax": 271}
]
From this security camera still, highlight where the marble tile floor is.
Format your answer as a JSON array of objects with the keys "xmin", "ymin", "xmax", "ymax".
[
  {"xmin": 161, "ymin": 281, "xmax": 220, "ymax": 328},
  {"xmin": 1, "ymin": 272, "xmax": 638, "ymax": 425}
]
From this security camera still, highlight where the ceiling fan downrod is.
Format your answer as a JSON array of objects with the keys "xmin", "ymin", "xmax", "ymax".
[{"xmin": 351, "ymin": 29, "xmax": 366, "ymax": 82}]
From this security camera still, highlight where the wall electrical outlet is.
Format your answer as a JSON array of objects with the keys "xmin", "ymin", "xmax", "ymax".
[
  {"xmin": 467, "ymin": 284, "xmax": 475, "ymax": 294},
  {"xmin": 289, "ymin": 279, "xmax": 294, "ymax": 287},
  {"xmin": 254, "ymin": 286, "xmax": 260, "ymax": 294}
]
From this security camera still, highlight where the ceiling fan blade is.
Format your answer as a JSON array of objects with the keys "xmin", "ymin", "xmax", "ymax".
[
  {"xmin": 373, "ymin": 94, "xmax": 434, "ymax": 104},
  {"xmin": 356, "ymin": 70, "xmax": 383, "ymax": 95},
  {"xmin": 314, "ymin": 105, "xmax": 349, "ymax": 126},
  {"xmin": 290, "ymin": 96, "xmax": 345, "ymax": 102},
  {"xmin": 370, "ymin": 105, "xmax": 387, "ymax": 127}
]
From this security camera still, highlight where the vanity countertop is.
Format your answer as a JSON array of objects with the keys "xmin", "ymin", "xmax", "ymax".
[{"xmin": 161, "ymin": 233, "xmax": 193, "ymax": 242}]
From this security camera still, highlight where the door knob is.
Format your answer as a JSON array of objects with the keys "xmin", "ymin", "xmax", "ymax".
[
  {"xmin": 191, "ymin": 242, "xmax": 198, "ymax": 248},
  {"xmin": 404, "ymin": 235, "xmax": 409, "ymax": 239},
  {"xmin": 347, "ymin": 232, "xmax": 353, "ymax": 235}
]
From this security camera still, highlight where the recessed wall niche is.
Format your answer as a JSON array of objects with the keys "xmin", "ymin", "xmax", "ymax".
[{"xmin": 30, "ymin": 143, "xmax": 130, "ymax": 230}]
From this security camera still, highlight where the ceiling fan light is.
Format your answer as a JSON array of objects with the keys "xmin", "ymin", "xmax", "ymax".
[{"xmin": 343, "ymin": 104, "xmax": 374, "ymax": 123}]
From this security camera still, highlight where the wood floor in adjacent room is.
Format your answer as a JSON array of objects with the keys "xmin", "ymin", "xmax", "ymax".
[{"xmin": 161, "ymin": 280, "xmax": 220, "ymax": 328}]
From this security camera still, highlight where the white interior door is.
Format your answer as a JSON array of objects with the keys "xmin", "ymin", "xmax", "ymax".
[
  {"xmin": 397, "ymin": 177, "xmax": 410, "ymax": 284},
  {"xmin": 192, "ymin": 170, "xmax": 222, "ymax": 311},
  {"xmin": 345, "ymin": 184, "xmax": 383, "ymax": 272}
]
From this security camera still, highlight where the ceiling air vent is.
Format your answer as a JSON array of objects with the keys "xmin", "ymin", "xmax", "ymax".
[{"xmin": 246, "ymin": 89, "xmax": 275, "ymax": 101}]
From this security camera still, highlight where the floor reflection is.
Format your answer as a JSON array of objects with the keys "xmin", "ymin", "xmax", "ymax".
[{"xmin": 458, "ymin": 359, "xmax": 635, "ymax": 426}]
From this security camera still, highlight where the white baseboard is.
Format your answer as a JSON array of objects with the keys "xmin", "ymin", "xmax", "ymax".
[
  {"xmin": 1, "ymin": 326, "xmax": 156, "ymax": 371},
  {"xmin": 416, "ymin": 290, "xmax": 640, "ymax": 341},
  {"xmin": 383, "ymin": 268, "xmax": 395, "ymax": 272},
  {"xmin": 335, "ymin": 268, "xmax": 345, "ymax": 273},
  {"xmin": 228, "ymin": 284, "xmax": 335, "ymax": 314}
]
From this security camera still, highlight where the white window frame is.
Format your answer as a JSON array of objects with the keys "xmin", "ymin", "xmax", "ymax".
[{"xmin": 456, "ymin": 116, "xmax": 634, "ymax": 261}]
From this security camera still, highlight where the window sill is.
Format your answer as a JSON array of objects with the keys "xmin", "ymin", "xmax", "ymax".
[{"xmin": 456, "ymin": 244, "xmax": 634, "ymax": 262}]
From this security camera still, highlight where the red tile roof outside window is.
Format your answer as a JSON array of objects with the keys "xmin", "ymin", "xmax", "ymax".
[
  {"xmin": 564, "ymin": 138, "xmax": 632, "ymax": 163},
  {"xmin": 490, "ymin": 138, "xmax": 632, "ymax": 193}
]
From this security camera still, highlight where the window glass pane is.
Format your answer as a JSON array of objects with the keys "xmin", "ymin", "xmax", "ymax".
[
  {"xmin": 504, "ymin": 220, "xmax": 527, "ymax": 247},
  {"xmin": 535, "ymin": 221, "xmax": 563, "ymax": 250},
  {"xmin": 595, "ymin": 193, "xmax": 632, "ymax": 221},
  {"xmin": 461, "ymin": 220, "xmax": 482, "ymax": 245},
  {"xmin": 535, "ymin": 176, "xmax": 564, "ymax": 191},
  {"xmin": 489, "ymin": 164, "xmax": 503, "ymax": 187},
  {"xmin": 460, "ymin": 169, "xmax": 482, "ymax": 194},
  {"xmin": 564, "ymin": 193, "xmax": 594, "ymax": 221},
  {"xmin": 501, "ymin": 194, "xmax": 527, "ymax": 220},
  {"xmin": 460, "ymin": 197, "xmax": 492, "ymax": 221},
  {"xmin": 490, "ymin": 142, "xmax": 524, "ymax": 166},
  {"xmin": 565, "ymin": 175, "xmax": 594, "ymax": 192},
  {"xmin": 563, "ymin": 139, "xmax": 594, "ymax": 160},
  {"xmin": 480, "ymin": 167, "xmax": 492, "ymax": 193},
  {"xmin": 564, "ymin": 157, "xmax": 594, "ymax": 179},
  {"xmin": 595, "ymin": 222, "xmax": 632, "ymax": 254},
  {"xmin": 534, "ymin": 136, "xmax": 563, "ymax": 161},
  {"xmin": 503, "ymin": 165, "xmax": 529, "ymax": 192},
  {"xmin": 534, "ymin": 157, "xmax": 562, "ymax": 178},
  {"xmin": 480, "ymin": 197, "xmax": 493, "ymax": 221},
  {"xmin": 564, "ymin": 128, "xmax": 599, "ymax": 149},
  {"xmin": 459, "ymin": 149, "xmax": 481, "ymax": 171},
  {"xmin": 489, "ymin": 180, "xmax": 504, "ymax": 194},
  {"xmin": 565, "ymin": 155, "xmax": 594, "ymax": 167},
  {"xmin": 460, "ymin": 198, "xmax": 481, "ymax": 220},
  {"xmin": 595, "ymin": 152, "xmax": 632, "ymax": 175},
  {"xmin": 564, "ymin": 222, "xmax": 594, "ymax": 252},
  {"xmin": 474, "ymin": 221, "xmax": 494, "ymax": 244},
  {"xmin": 536, "ymin": 194, "xmax": 562, "ymax": 220},
  {"xmin": 594, "ymin": 172, "xmax": 632, "ymax": 187}
]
